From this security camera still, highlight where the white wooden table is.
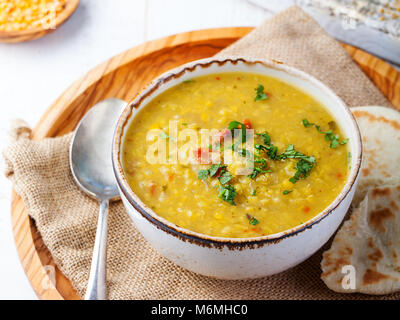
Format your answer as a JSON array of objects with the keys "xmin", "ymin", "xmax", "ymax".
[{"xmin": 0, "ymin": 0, "xmax": 296, "ymax": 300}]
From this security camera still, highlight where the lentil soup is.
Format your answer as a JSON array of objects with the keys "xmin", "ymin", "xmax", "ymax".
[{"xmin": 122, "ymin": 72, "xmax": 349, "ymax": 238}]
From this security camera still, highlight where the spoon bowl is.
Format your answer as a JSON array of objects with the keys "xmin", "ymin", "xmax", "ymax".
[{"xmin": 70, "ymin": 98, "xmax": 124, "ymax": 201}]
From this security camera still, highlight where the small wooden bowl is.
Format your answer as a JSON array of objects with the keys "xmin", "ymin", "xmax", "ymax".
[{"xmin": 0, "ymin": 0, "xmax": 79, "ymax": 43}]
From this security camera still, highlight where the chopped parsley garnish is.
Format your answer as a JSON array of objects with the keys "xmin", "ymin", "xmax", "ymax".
[
  {"xmin": 218, "ymin": 171, "xmax": 232, "ymax": 185},
  {"xmin": 255, "ymin": 132, "xmax": 316, "ymax": 183},
  {"xmin": 248, "ymin": 167, "xmax": 272, "ymax": 179},
  {"xmin": 182, "ymin": 79, "xmax": 195, "ymax": 84},
  {"xmin": 302, "ymin": 119, "xmax": 348, "ymax": 148},
  {"xmin": 198, "ymin": 164, "xmax": 227, "ymax": 180},
  {"xmin": 228, "ymin": 120, "xmax": 247, "ymax": 142},
  {"xmin": 266, "ymin": 145, "xmax": 279, "ymax": 160},
  {"xmin": 197, "ymin": 121, "xmax": 321, "ymax": 205},
  {"xmin": 246, "ymin": 214, "xmax": 259, "ymax": 225},
  {"xmin": 254, "ymin": 157, "xmax": 267, "ymax": 167},
  {"xmin": 330, "ymin": 138, "xmax": 339, "ymax": 149},
  {"xmin": 251, "ymin": 189, "xmax": 257, "ymax": 196},
  {"xmin": 256, "ymin": 137, "xmax": 315, "ymax": 163},
  {"xmin": 347, "ymin": 151, "xmax": 352, "ymax": 169},
  {"xmin": 289, "ymin": 158, "xmax": 315, "ymax": 184},
  {"xmin": 255, "ymin": 132, "xmax": 280, "ymax": 160},
  {"xmin": 231, "ymin": 141, "xmax": 240, "ymax": 151},
  {"xmin": 257, "ymin": 132, "xmax": 271, "ymax": 145},
  {"xmin": 228, "ymin": 120, "xmax": 242, "ymax": 130},
  {"xmin": 254, "ymin": 142, "xmax": 317, "ymax": 184},
  {"xmin": 197, "ymin": 170, "xmax": 209, "ymax": 180},
  {"xmin": 279, "ymin": 144, "xmax": 316, "ymax": 163},
  {"xmin": 208, "ymin": 164, "xmax": 220, "ymax": 177},
  {"xmin": 209, "ymin": 164, "xmax": 225, "ymax": 177},
  {"xmin": 254, "ymin": 84, "xmax": 268, "ymax": 102},
  {"xmin": 198, "ymin": 164, "xmax": 235, "ymax": 204},
  {"xmin": 237, "ymin": 148, "xmax": 253, "ymax": 159},
  {"xmin": 246, "ymin": 152, "xmax": 272, "ymax": 179},
  {"xmin": 218, "ymin": 184, "xmax": 237, "ymax": 205}
]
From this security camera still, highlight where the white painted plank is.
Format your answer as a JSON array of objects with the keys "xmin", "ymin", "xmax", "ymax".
[
  {"xmin": 146, "ymin": 0, "xmax": 272, "ymax": 41},
  {"xmin": 247, "ymin": 0, "xmax": 295, "ymax": 13}
]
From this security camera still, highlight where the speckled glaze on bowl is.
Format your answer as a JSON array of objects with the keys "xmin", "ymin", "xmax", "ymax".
[{"xmin": 112, "ymin": 57, "xmax": 362, "ymax": 279}]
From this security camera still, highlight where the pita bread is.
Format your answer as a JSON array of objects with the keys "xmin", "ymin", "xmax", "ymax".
[
  {"xmin": 351, "ymin": 106, "xmax": 400, "ymax": 206},
  {"xmin": 321, "ymin": 185, "xmax": 400, "ymax": 294}
]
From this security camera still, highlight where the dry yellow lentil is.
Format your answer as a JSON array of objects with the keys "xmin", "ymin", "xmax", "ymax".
[{"xmin": 0, "ymin": 0, "xmax": 67, "ymax": 31}]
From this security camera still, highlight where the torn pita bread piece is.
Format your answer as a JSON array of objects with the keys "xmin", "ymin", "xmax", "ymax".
[
  {"xmin": 351, "ymin": 106, "xmax": 400, "ymax": 206},
  {"xmin": 321, "ymin": 185, "xmax": 400, "ymax": 295}
]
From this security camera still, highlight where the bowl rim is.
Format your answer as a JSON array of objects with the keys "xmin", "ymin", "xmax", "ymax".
[{"xmin": 112, "ymin": 57, "xmax": 362, "ymax": 248}]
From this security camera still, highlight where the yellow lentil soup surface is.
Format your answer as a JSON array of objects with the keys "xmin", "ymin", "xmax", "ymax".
[{"xmin": 122, "ymin": 72, "xmax": 349, "ymax": 238}]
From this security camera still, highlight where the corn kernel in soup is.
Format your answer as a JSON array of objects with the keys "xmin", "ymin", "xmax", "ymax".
[{"xmin": 122, "ymin": 72, "xmax": 349, "ymax": 238}]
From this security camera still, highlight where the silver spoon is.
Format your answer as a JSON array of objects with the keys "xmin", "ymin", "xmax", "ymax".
[{"xmin": 70, "ymin": 98, "xmax": 127, "ymax": 300}]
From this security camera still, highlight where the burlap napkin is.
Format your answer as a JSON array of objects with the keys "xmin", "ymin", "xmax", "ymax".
[{"xmin": 4, "ymin": 6, "xmax": 398, "ymax": 300}]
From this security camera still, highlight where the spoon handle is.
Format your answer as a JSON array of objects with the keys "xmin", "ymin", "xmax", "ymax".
[{"xmin": 85, "ymin": 199, "xmax": 109, "ymax": 300}]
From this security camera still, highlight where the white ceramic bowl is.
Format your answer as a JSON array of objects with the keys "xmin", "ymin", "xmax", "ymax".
[{"xmin": 112, "ymin": 57, "xmax": 362, "ymax": 279}]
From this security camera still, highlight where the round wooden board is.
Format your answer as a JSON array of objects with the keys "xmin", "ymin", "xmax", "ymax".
[{"xmin": 10, "ymin": 27, "xmax": 400, "ymax": 300}]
